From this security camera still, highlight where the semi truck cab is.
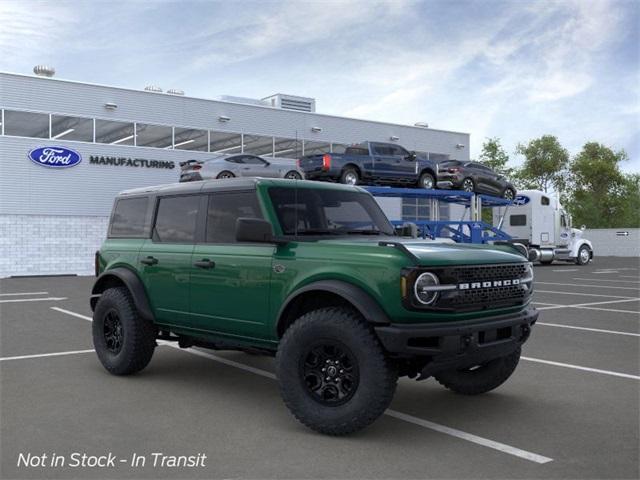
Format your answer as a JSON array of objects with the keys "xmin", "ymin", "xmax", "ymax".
[{"xmin": 493, "ymin": 190, "xmax": 594, "ymax": 265}]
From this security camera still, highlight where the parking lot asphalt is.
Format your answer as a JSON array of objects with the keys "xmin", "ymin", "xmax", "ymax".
[{"xmin": 1, "ymin": 256, "xmax": 638, "ymax": 479}]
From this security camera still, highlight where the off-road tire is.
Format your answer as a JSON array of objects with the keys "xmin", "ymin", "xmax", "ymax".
[
  {"xmin": 276, "ymin": 307, "xmax": 398, "ymax": 435},
  {"xmin": 418, "ymin": 172, "xmax": 435, "ymax": 189},
  {"xmin": 216, "ymin": 171, "xmax": 235, "ymax": 179},
  {"xmin": 92, "ymin": 287, "xmax": 157, "ymax": 376},
  {"xmin": 576, "ymin": 245, "xmax": 591, "ymax": 265},
  {"xmin": 434, "ymin": 348, "xmax": 521, "ymax": 395},
  {"xmin": 339, "ymin": 168, "xmax": 359, "ymax": 185}
]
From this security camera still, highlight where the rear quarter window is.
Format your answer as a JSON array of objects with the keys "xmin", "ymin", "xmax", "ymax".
[{"xmin": 109, "ymin": 197, "xmax": 149, "ymax": 237}]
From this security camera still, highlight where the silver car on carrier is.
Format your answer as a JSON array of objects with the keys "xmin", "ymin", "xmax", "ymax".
[{"xmin": 180, "ymin": 154, "xmax": 304, "ymax": 182}]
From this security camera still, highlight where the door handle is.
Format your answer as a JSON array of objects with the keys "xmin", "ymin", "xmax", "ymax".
[
  {"xmin": 193, "ymin": 259, "xmax": 216, "ymax": 269},
  {"xmin": 140, "ymin": 256, "xmax": 158, "ymax": 266}
]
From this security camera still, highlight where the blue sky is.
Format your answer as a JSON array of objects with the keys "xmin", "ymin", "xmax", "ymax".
[{"xmin": 1, "ymin": 0, "xmax": 638, "ymax": 172}]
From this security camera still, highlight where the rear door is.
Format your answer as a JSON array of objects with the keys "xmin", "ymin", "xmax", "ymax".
[
  {"xmin": 370, "ymin": 143, "xmax": 395, "ymax": 179},
  {"xmin": 138, "ymin": 194, "xmax": 202, "ymax": 325},
  {"xmin": 388, "ymin": 144, "xmax": 416, "ymax": 181},
  {"xmin": 189, "ymin": 190, "xmax": 274, "ymax": 338}
]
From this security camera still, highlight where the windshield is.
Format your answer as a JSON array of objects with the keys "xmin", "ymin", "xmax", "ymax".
[{"xmin": 268, "ymin": 187, "xmax": 395, "ymax": 236}]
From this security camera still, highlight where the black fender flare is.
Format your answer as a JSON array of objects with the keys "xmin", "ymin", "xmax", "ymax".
[
  {"xmin": 90, "ymin": 267, "xmax": 155, "ymax": 322},
  {"xmin": 276, "ymin": 280, "xmax": 391, "ymax": 336},
  {"xmin": 419, "ymin": 167, "xmax": 436, "ymax": 179}
]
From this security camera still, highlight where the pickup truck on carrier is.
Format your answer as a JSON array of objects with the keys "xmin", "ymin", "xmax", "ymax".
[{"xmin": 298, "ymin": 141, "xmax": 439, "ymax": 189}]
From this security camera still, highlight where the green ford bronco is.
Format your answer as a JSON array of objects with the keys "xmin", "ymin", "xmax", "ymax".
[{"xmin": 91, "ymin": 178, "xmax": 537, "ymax": 435}]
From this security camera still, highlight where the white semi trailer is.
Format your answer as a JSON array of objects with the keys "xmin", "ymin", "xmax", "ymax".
[{"xmin": 492, "ymin": 190, "xmax": 594, "ymax": 265}]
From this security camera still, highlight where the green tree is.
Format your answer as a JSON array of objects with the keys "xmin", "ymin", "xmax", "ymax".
[
  {"xmin": 479, "ymin": 137, "xmax": 512, "ymax": 176},
  {"xmin": 515, "ymin": 135, "xmax": 569, "ymax": 193},
  {"xmin": 565, "ymin": 142, "xmax": 638, "ymax": 228}
]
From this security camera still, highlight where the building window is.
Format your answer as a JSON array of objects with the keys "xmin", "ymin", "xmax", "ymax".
[
  {"xmin": 243, "ymin": 134, "xmax": 274, "ymax": 156},
  {"xmin": 402, "ymin": 199, "xmax": 430, "ymax": 221},
  {"xmin": 273, "ymin": 137, "xmax": 302, "ymax": 159},
  {"xmin": 210, "ymin": 131, "xmax": 243, "ymax": 154},
  {"xmin": 428, "ymin": 153, "xmax": 450, "ymax": 163},
  {"xmin": 303, "ymin": 140, "xmax": 331, "ymax": 156},
  {"xmin": 172, "ymin": 127, "xmax": 208, "ymax": 151},
  {"xmin": 135, "ymin": 123, "xmax": 173, "ymax": 148},
  {"xmin": 95, "ymin": 119, "xmax": 135, "ymax": 145},
  {"xmin": 3, "ymin": 110, "xmax": 49, "ymax": 138},
  {"xmin": 51, "ymin": 114, "xmax": 93, "ymax": 142}
]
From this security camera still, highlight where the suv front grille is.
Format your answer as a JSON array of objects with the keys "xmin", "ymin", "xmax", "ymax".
[{"xmin": 406, "ymin": 263, "xmax": 532, "ymax": 312}]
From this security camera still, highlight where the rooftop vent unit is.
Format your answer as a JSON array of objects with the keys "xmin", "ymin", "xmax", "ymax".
[
  {"xmin": 144, "ymin": 85, "xmax": 163, "ymax": 93},
  {"xmin": 262, "ymin": 94, "xmax": 316, "ymax": 113},
  {"xmin": 33, "ymin": 65, "xmax": 55, "ymax": 77},
  {"xmin": 414, "ymin": 122, "xmax": 429, "ymax": 128},
  {"xmin": 167, "ymin": 89, "xmax": 184, "ymax": 95}
]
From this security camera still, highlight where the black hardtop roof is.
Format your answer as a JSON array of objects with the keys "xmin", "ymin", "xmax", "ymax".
[{"xmin": 116, "ymin": 178, "xmax": 366, "ymax": 198}]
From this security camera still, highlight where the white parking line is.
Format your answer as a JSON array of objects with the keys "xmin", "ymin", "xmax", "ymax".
[
  {"xmin": 573, "ymin": 306, "xmax": 640, "ymax": 315},
  {"xmin": 536, "ymin": 322, "xmax": 640, "ymax": 337},
  {"xmin": 51, "ymin": 307, "xmax": 93, "ymax": 321},
  {"xmin": 551, "ymin": 269, "xmax": 579, "ymax": 272},
  {"xmin": 522, "ymin": 357, "xmax": 640, "ymax": 380},
  {"xmin": 593, "ymin": 271, "xmax": 619, "ymax": 274},
  {"xmin": 49, "ymin": 307, "xmax": 553, "ymax": 464},
  {"xmin": 0, "ymin": 349, "xmax": 94, "ymax": 362},
  {"xmin": 535, "ymin": 298, "xmax": 640, "ymax": 311},
  {"xmin": 536, "ymin": 290, "xmax": 637, "ymax": 299},
  {"xmin": 0, "ymin": 291, "xmax": 49, "ymax": 296},
  {"xmin": 573, "ymin": 278, "xmax": 640, "ymax": 284},
  {"xmin": 620, "ymin": 275, "xmax": 640, "ymax": 279},
  {"xmin": 0, "ymin": 297, "xmax": 67, "ymax": 304},
  {"xmin": 537, "ymin": 282, "xmax": 640, "ymax": 291}
]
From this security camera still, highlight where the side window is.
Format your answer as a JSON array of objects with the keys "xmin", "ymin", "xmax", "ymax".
[
  {"xmin": 226, "ymin": 156, "xmax": 243, "ymax": 164},
  {"xmin": 561, "ymin": 215, "xmax": 567, "ymax": 227},
  {"xmin": 372, "ymin": 144, "xmax": 391, "ymax": 155},
  {"xmin": 390, "ymin": 145, "xmax": 410, "ymax": 157},
  {"xmin": 153, "ymin": 195, "xmax": 200, "ymax": 243},
  {"xmin": 110, "ymin": 197, "xmax": 149, "ymax": 237},
  {"xmin": 541, "ymin": 196, "xmax": 550, "ymax": 206},
  {"xmin": 510, "ymin": 215, "xmax": 527, "ymax": 226},
  {"xmin": 206, "ymin": 191, "xmax": 263, "ymax": 243},
  {"xmin": 242, "ymin": 156, "xmax": 266, "ymax": 165}
]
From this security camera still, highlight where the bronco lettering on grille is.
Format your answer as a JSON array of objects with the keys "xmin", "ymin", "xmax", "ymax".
[{"xmin": 458, "ymin": 279, "xmax": 521, "ymax": 290}]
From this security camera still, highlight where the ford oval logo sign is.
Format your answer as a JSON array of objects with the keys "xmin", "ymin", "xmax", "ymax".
[
  {"xmin": 28, "ymin": 146, "xmax": 82, "ymax": 168},
  {"xmin": 513, "ymin": 195, "xmax": 530, "ymax": 206}
]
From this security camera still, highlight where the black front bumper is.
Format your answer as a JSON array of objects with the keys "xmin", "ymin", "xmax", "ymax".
[{"xmin": 375, "ymin": 307, "xmax": 538, "ymax": 376}]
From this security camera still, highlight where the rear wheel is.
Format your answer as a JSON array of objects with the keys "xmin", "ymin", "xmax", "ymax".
[
  {"xmin": 216, "ymin": 171, "xmax": 235, "ymax": 179},
  {"xmin": 92, "ymin": 287, "xmax": 156, "ymax": 375},
  {"xmin": 340, "ymin": 168, "xmax": 359, "ymax": 186},
  {"xmin": 434, "ymin": 348, "xmax": 521, "ymax": 395},
  {"xmin": 285, "ymin": 170, "xmax": 302, "ymax": 180},
  {"xmin": 576, "ymin": 245, "xmax": 591, "ymax": 265},
  {"xmin": 276, "ymin": 307, "xmax": 397, "ymax": 435},
  {"xmin": 418, "ymin": 172, "xmax": 435, "ymax": 189},
  {"xmin": 503, "ymin": 188, "xmax": 516, "ymax": 201},
  {"xmin": 462, "ymin": 178, "xmax": 475, "ymax": 192}
]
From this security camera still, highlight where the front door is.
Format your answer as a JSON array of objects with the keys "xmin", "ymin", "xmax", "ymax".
[
  {"xmin": 138, "ymin": 194, "xmax": 202, "ymax": 325},
  {"xmin": 189, "ymin": 190, "xmax": 274, "ymax": 339},
  {"xmin": 239, "ymin": 155, "xmax": 277, "ymax": 177}
]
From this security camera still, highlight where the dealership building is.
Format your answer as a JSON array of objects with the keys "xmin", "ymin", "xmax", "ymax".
[{"xmin": 0, "ymin": 69, "xmax": 470, "ymax": 277}]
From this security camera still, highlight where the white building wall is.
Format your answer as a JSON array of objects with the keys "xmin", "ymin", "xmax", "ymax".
[
  {"xmin": 0, "ymin": 215, "xmax": 107, "ymax": 277},
  {"xmin": 584, "ymin": 228, "xmax": 640, "ymax": 257}
]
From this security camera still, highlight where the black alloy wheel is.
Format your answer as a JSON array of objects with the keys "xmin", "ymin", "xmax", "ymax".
[
  {"xmin": 300, "ymin": 341, "xmax": 359, "ymax": 406},
  {"xmin": 217, "ymin": 171, "xmax": 235, "ymax": 179},
  {"xmin": 285, "ymin": 171, "xmax": 302, "ymax": 180},
  {"xmin": 103, "ymin": 309, "xmax": 124, "ymax": 354}
]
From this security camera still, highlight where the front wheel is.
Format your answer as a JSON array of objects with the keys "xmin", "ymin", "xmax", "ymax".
[
  {"xmin": 576, "ymin": 245, "xmax": 591, "ymax": 265},
  {"xmin": 434, "ymin": 348, "xmax": 521, "ymax": 395},
  {"xmin": 276, "ymin": 307, "xmax": 398, "ymax": 435},
  {"xmin": 461, "ymin": 177, "xmax": 475, "ymax": 192},
  {"xmin": 92, "ymin": 287, "xmax": 157, "ymax": 375}
]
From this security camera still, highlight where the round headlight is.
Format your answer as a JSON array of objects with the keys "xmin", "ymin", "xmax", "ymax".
[{"xmin": 414, "ymin": 272, "xmax": 440, "ymax": 305}]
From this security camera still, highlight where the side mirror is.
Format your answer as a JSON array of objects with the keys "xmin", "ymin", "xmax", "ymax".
[
  {"xmin": 407, "ymin": 151, "xmax": 417, "ymax": 161},
  {"xmin": 236, "ymin": 218, "xmax": 276, "ymax": 243}
]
